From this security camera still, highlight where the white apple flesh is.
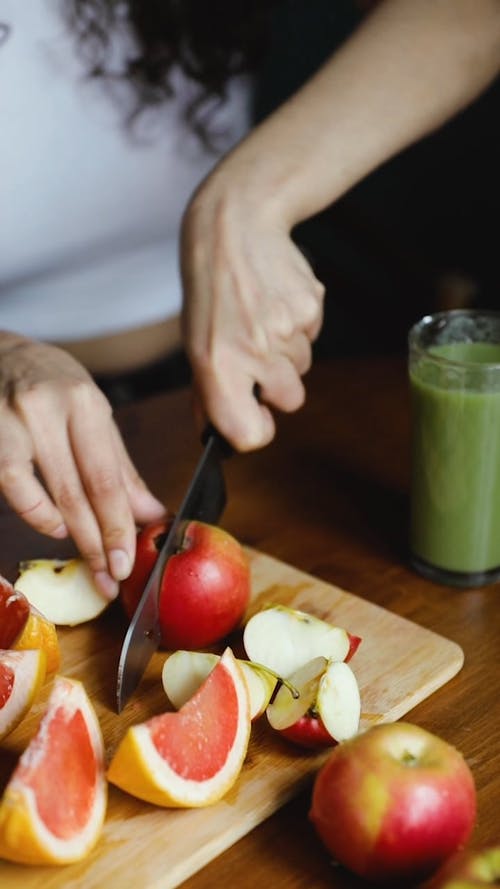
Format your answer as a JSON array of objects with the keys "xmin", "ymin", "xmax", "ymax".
[
  {"xmin": 316, "ymin": 660, "xmax": 361, "ymax": 742},
  {"xmin": 14, "ymin": 558, "xmax": 110, "ymax": 626},
  {"xmin": 266, "ymin": 656, "xmax": 328, "ymax": 730},
  {"xmin": 243, "ymin": 604, "xmax": 351, "ymax": 677},
  {"xmin": 267, "ymin": 656, "xmax": 360, "ymax": 743},
  {"xmin": 161, "ymin": 649, "xmax": 281, "ymax": 720}
]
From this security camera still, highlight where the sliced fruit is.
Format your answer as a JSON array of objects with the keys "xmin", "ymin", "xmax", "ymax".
[
  {"xmin": 0, "ymin": 573, "xmax": 59, "ymax": 673},
  {"xmin": 244, "ymin": 604, "xmax": 358, "ymax": 677},
  {"xmin": 0, "ymin": 649, "xmax": 47, "ymax": 741},
  {"xmin": 120, "ymin": 519, "xmax": 173, "ymax": 620},
  {"xmin": 13, "ymin": 606, "xmax": 60, "ymax": 674},
  {"xmin": 267, "ymin": 656, "xmax": 328, "ymax": 731},
  {"xmin": 161, "ymin": 649, "xmax": 219, "ymax": 709},
  {"xmin": 162, "ymin": 649, "xmax": 282, "ymax": 721},
  {"xmin": 267, "ymin": 658, "xmax": 361, "ymax": 750},
  {"xmin": 120, "ymin": 519, "xmax": 250, "ymax": 650},
  {"xmin": 15, "ymin": 558, "xmax": 109, "ymax": 626},
  {"xmin": 0, "ymin": 575, "xmax": 30, "ymax": 649},
  {"xmin": 0, "ymin": 675, "xmax": 107, "ymax": 865},
  {"xmin": 108, "ymin": 647, "xmax": 251, "ymax": 807}
]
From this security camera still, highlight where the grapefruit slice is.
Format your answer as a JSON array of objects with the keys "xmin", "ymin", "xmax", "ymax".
[
  {"xmin": 108, "ymin": 646, "xmax": 251, "ymax": 807},
  {"xmin": 0, "ymin": 675, "xmax": 107, "ymax": 865},
  {"xmin": 0, "ymin": 649, "xmax": 47, "ymax": 741},
  {"xmin": 13, "ymin": 605, "xmax": 60, "ymax": 674}
]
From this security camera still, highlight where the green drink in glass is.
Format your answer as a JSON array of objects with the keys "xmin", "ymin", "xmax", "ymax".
[{"xmin": 409, "ymin": 310, "xmax": 500, "ymax": 587}]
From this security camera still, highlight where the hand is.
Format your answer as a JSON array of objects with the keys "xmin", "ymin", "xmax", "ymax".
[
  {"xmin": 0, "ymin": 334, "xmax": 166, "ymax": 598},
  {"xmin": 180, "ymin": 167, "xmax": 325, "ymax": 451}
]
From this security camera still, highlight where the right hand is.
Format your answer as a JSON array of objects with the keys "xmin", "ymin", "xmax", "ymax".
[
  {"xmin": 0, "ymin": 333, "xmax": 166, "ymax": 599},
  {"xmin": 180, "ymin": 167, "xmax": 325, "ymax": 451}
]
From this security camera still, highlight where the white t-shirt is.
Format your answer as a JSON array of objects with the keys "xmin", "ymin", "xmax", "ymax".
[{"xmin": 0, "ymin": 0, "xmax": 252, "ymax": 341}]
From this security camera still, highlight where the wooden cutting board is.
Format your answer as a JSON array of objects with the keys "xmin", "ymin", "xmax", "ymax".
[{"xmin": 0, "ymin": 548, "xmax": 464, "ymax": 889}]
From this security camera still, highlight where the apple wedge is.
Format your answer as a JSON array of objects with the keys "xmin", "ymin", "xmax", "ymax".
[
  {"xmin": 267, "ymin": 656, "xmax": 328, "ymax": 731},
  {"xmin": 162, "ymin": 649, "xmax": 287, "ymax": 721},
  {"xmin": 14, "ymin": 559, "xmax": 110, "ymax": 626},
  {"xmin": 243, "ymin": 604, "xmax": 360, "ymax": 678},
  {"xmin": 267, "ymin": 657, "xmax": 361, "ymax": 749}
]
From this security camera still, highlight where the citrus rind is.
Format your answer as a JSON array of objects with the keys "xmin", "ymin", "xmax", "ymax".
[
  {"xmin": 0, "ymin": 675, "xmax": 107, "ymax": 865},
  {"xmin": 108, "ymin": 646, "xmax": 251, "ymax": 807},
  {"xmin": 0, "ymin": 649, "xmax": 47, "ymax": 741}
]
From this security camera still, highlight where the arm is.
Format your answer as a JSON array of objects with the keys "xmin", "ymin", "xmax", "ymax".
[
  {"xmin": 0, "ymin": 332, "xmax": 166, "ymax": 598},
  {"xmin": 181, "ymin": 0, "xmax": 500, "ymax": 449}
]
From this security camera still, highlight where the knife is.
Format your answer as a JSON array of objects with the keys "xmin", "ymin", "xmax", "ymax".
[{"xmin": 116, "ymin": 427, "xmax": 231, "ymax": 713}]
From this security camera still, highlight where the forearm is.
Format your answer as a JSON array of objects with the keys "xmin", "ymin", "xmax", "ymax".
[{"xmin": 231, "ymin": 0, "xmax": 500, "ymax": 226}]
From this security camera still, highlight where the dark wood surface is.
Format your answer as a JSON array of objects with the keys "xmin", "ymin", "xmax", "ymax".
[{"xmin": 1, "ymin": 353, "xmax": 499, "ymax": 888}]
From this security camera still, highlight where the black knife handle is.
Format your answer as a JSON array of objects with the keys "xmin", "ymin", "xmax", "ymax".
[{"xmin": 201, "ymin": 423, "xmax": 233, "ymax": 459}]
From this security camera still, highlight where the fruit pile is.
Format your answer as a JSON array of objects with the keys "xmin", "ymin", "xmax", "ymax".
[{"xmin": 0, "ymin": 520, "xmax": 485, "ymax": 885}]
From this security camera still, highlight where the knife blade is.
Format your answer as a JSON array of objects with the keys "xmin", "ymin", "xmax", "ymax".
[{"xmin": 116, "ymin": 428, "xmax": 230, "ymax": 713}]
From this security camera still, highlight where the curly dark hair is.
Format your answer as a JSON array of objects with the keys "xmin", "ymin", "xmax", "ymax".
[{"xmin": 66, "ymin": 0, "xmax": 275, "ymax": 139}]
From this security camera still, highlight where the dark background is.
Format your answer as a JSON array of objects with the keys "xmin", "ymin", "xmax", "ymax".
[{"xmin": 254, "ymin": 0, "xmax": 500, "ymax": 360}]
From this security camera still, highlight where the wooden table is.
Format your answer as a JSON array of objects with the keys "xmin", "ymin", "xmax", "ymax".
[{"xmin": 1, "ymin": 353, "xmax": 499, "ymax": 887}]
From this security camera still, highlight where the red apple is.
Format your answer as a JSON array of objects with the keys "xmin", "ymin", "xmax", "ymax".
[
  {"xmin": 120, "ymin": 519, "xmax": 251, "ymax": 649},
  {"xmin": 345, "ymin": 632, "xmax": 362, "ymax": 662},
  {"xmin": 426, "ymin": 845, "xmax": 500, "ymax": 887},
  {"xmin": 309, "ymin": 722, "xmax": 477, "ymax": 884},
  {"xmin": 279, "ymin": 715, "xmax": 335, "ymax": 749},
  {"xmin": 0, "ymin": 575, "xmax": 30, "ymax": 648},
  {"xmin": 120, "ymin": 518, "xmax": 174, "ymax": 621}
]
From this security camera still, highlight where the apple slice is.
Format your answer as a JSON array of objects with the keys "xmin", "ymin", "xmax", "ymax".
[
  {"xmin": 243, "ymin": 604, "xmax": 359, "ymax": 678},
  {"xmin": 14, "ymin": 559, "xmax": 110, "ymax": 626},
  {"xmin": 267, "ymin": 656, "xmax": 328, "ymax": 731},
  {"xmin": 162, "ymin": 649, "xmax": 285, "ymax": 721},
  {"xmin": 267, "ymin": 657, "xmax": 361, "ymax": 749}
]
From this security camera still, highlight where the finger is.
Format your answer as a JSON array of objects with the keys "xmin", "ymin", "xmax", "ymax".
[
  {"xmin": 12, "ymin": 383, "xmax": 121, "ymax": 597},
  {"xmin": 193, "ymin": 372, "xmax": 275, "ymax": 452},
  {"xmin": 67, "ymin": 402, "xmax": 140, "ymax": 583},
  {"xmin": 304, "ymin": 290, "xmax": 325, "ymax": 342},
  {"xmin": 35, "ymin": 440, "xmax": 118, "ymax": 597},
  {"xmin": 280, "ymin": 331, "xmax": 313, "ymax": 377},
  {"xmin": 0, "ymin": 414, "xmax": 68, "ymax": 537},
  {"xmin": 291, "ymin": 244, "xmax": 326, "ymax": 333},
  {"xmin": 265, "ymin": 280, "xmax": 324, "ymax": 344},
  {"xmin": 258, "ymin": 356, "xmax": 306, "ymax": 415},
  {"xmin": 110, "ymin": 423, "xmax": 167, "ymax": 524}
]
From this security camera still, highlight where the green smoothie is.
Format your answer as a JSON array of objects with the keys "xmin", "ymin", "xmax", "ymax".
[{"xmin": 410, "ymin": 341, "xmax": 500, "ymax": 575}]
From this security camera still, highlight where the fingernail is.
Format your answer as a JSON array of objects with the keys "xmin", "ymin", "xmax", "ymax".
[
  {"xmin": 51, "ymin": 523, "xmax": 68, "ymax": 539},
  {"xmin": 93, "ymin": 571, "xmax": 119, "ymax": 601},
  {"xmin": 108, "ymin": 549, "xmax": 132, "ymax": 582}
]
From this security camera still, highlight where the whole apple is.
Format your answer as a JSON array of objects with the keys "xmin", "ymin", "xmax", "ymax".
[
  {"xmin": 309, "ymin": 722, "xmax": 476, "ymax": 884},
  {"xmin": 120, "ymin": 519, "xmax": 174, "ymax": 622},
  {"xmin": 426, "ymin": 845, "xmax": 500, "ymax": 887},
  {"xmin": 120, "ymin": 519, "xmax": 251, "ymax": 649}
]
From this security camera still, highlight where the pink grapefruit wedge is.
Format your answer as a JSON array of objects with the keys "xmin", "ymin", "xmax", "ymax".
[
  {"xmin": 0, "ymin": 649, "xmax": 46, "ymax": 741},
  {"xmin": 0, "ymin": 675, "xmax": 107, "ymax": 865},
  {"xmin": 107, "ymin": 646, "xmax": 251, "ymax": 807}
]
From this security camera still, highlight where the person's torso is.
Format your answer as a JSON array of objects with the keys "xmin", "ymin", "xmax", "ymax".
[{"xmin": 0, "ymin": 0, "xmax": 252, "ymax": 343}]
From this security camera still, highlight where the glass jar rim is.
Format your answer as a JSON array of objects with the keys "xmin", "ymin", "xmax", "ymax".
[{"xmin": 409, "ymin": 309, "xmax": 500, "ymax": 370}]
